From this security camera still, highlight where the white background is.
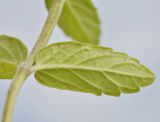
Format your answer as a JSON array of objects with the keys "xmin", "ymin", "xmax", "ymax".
[{"xmin": 0, "ymin": 0, "xmax": 160, "ymax": 122}]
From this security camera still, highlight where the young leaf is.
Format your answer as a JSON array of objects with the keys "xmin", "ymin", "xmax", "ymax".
[
  {"xmin": 33, "ymin": 42, "xmax": 155, "ymax": 96},
  {"xmin": 0, "ymin": 35, "xmax": 28, "ymax": 79},
  {"xmin": 45, "ymin": 0, "xmax": 100, "ymax": 44}
]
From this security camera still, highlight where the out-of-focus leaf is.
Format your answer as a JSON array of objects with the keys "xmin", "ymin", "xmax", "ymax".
[{"xmin": 45, "ymin": 0, "xmax": 101, "ymax": 44}]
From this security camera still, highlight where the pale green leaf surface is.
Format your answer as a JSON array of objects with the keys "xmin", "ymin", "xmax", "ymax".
[
  {"xmin": 45, "ymin": 0, "xmax": 100, "ymax": 44},
  {"xmin": 0, "ymin": 35, "xmax": 28, "ymax": 79},
  {"xmin": 34, "ymin": 42, "xmax": 155, "ymax": 96}
]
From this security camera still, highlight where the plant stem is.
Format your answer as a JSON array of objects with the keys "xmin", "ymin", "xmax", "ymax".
[
  {"xmin": 25, "ymin": 0, "xmax": 65, "ymax": 67},
  {"xmin": 2, "ymin": 68, "xmax": 30, "ymax": 122},
  {"xmin": 2, "ymin": 0, "xmax": 65, "ymax": 122}
]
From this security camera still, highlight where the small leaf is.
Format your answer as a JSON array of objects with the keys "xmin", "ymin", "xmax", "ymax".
[
  {"xmin": 0, "ymin": 35, "xmax": 28, "ymax": 79},
  {"xmin": 45, "ymin": 0, "xmax": 101, "ymax": 44},
  {"xmin": 33, "ymin": 42, "xmax": 155, "ymax": 96}
]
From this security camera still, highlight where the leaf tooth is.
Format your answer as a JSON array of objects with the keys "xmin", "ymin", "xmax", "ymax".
[
  {"xmin": 74, "ymin": 69, "xmax": 121, "ymax": 96},
  {"xmin": 120, "ymin": 87, "xmax": 140, "ymax": 94},
  {"xmin": 138, "ymin": 65, "xmax": 156, "ymax": 87},
  {"xmin": 100, "ymin": 72, "xmax": 121, "ymax": 96},
  {"xmin": 128, "ymin": 57, "xmax": 140, "ymax": 64},
  {"xmin": 104, "ymin": 71, "xmax": 139, "ymax": 91}
]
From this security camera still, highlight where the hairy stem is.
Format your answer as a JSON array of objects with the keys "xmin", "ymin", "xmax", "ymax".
[
  {"xmin": 2, "ymin": 68, "xmax": 30, "ymax": 122},
  {"xmin": 25, "ymin": 0, "xmax": 65, "ymax": 67},
  {"xmin": 2, "ymin": 0, "xmax": 65, "ymax": 122}
]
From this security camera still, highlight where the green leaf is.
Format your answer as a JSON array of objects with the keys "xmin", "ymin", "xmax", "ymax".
[
  {"xmin": 34, "ymin": 42, "xmax": 155, "ymax": 96},
  {"xmin": 0, "ymin": 35, "xmax": 28, "ymax": 79},
  {"xmin": 45, "ymin": 0, "xmax": 101, "ymax": 44}
]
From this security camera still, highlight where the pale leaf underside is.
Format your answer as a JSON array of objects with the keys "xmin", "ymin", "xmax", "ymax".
[{"xmin": 34, "ymin": 42, "xmax": 155, "ymax": 96}]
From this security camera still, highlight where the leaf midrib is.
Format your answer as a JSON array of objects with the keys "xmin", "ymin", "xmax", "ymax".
[{"xmin": 33, "ymin": 64, "xmax": 154, "ymax": 79}]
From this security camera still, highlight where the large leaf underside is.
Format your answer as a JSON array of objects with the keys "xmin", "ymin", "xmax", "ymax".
[{"xmin": 34, "ymin": 42, "xmax": 155, "ymax": 96}]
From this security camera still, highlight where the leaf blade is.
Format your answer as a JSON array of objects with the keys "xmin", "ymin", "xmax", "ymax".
[
  {"xmin": 34, "ymin": 42, "xmax": 155, "ymax": 96},
  {"xmin": 0, "ymin": 35, "xmax": 28, "ymax": 79},
  {"xmin": 45, "ymin": 0, "xmax": 101, "ymax": 44}
]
